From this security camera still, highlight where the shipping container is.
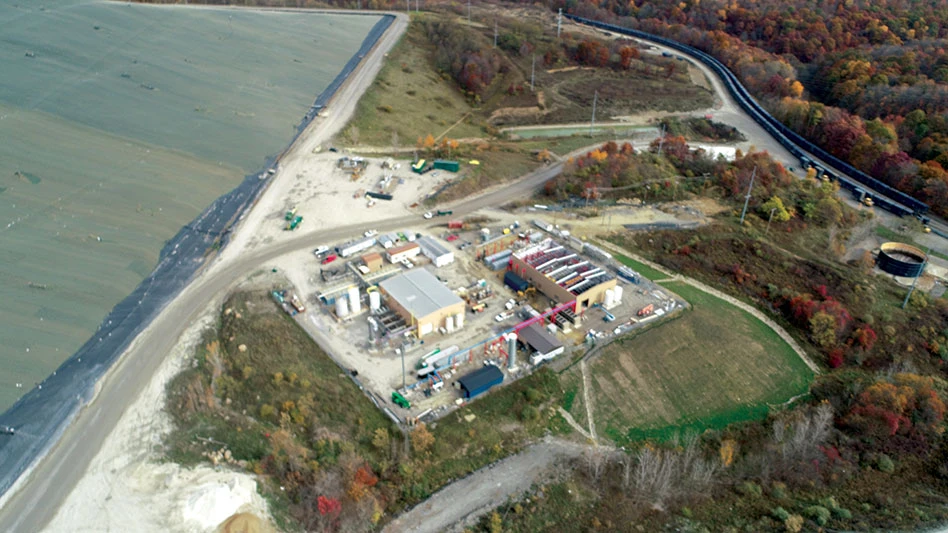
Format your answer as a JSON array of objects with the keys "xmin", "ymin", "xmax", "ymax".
[
  {"xmin": 433, "ymin": 159, "xmax": 460, "ymax": 172},
  {"xmin": 504, "ymin": 271, "xmax": 529, "ymax": 293}
]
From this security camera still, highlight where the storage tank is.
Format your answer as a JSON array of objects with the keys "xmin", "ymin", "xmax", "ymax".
[
  {"xmin": 336, "ymin": 297, "xmax": 349, "ymax": 318},
  {"xmin": 613, "ymin": 285, "xmax": 623, "ymax": 305},
  {"xmin": 604, "ymin": 289, "xmax": 615, "ymax": 308},
  {"xmin": 455, "ymin": 312, "xmax": 464, "ymax": 329},
  {"xmin": 878, "ymin": 242, "xmax": 927, "ymax": 278},
  {"xmin": 369, "ymin": 290, "xmax": 381, "ymax": 312},
  {"xmin": 348, "ymin": 287, "xmax": 361, "ymax": 314},
  {"xmin": 445, "ymin": 315, "xmax": 455, "ymax": 332},
  {"xmin": 506, "ymin": 333, "xmax": 518, "ymax": 371}
]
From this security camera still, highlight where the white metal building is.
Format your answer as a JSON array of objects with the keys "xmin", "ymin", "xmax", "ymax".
[
  {"xmin": 385, "ymin": 242, "xmax": 421, "ymax": 264},
  {"xmin": 417, "ymin": 236, "xmax": 454, "ymax": 268}
]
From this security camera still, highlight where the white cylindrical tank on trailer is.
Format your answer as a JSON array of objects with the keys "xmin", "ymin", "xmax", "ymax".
[
  {"xmin": 369, "ymin": 290, "xmax": 381, "ymax": 311},
  {"xmin": 336, "ymin": 297, "xmax": 349, "ymax": 318},
  {"xmin": 455, "ymin": 312, "xmax": 464, "ymax": 329},
  {"xmin": 445, "ymin": 315, "xmax": 455, "ymax": 332},
  {"xmin": 348, "ymin": 287, "xmax": 361, "ymax": 314},
  {"xmin": 613, "ymin": 285, "xmax": 623, "ymax": 304}
]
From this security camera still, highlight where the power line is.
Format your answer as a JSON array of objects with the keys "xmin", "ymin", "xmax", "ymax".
[{"xmin": 739, "ymin": 165, "xmax": 758, "ymax": 225}]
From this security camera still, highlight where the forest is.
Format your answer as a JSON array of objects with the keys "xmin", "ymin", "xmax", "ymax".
[{"xmin": 533, "ymin": 0, "xmax": 948, "ymax": 217}]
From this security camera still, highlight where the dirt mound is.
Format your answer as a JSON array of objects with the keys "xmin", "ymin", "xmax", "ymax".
[{"xmin": 217, "ymin": 512, "xmax": 276, "ymax": 533}]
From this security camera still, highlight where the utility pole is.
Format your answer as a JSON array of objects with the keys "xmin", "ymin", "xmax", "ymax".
[
  {"xmin": 557, "ymin": 8, "xmax": 563, "ymax": 38},
  {"xmin": 406, "ymin": 0, "xmax": 409, "ymax": 13},
  {"xmin": 530, "ymin": 55, "xmax": 536, "ymax": 91},
  {"xmin": 416, "ymin": 0, "xmax": 420, "ymax": 12},
  {"xmin": 400, "ymin": 348, "xmax": 406, "ymax": 390},
  {"xmin": 494, "ymin": 20, "xmax": 498, "ymax": 48},
  {"xmin": 656, "ymin": 123, "xmax": 666, "ymax": 156},
  {"xmin": 467, "ymin": 0, "xmax": 471, "ymax": 23},
  {"xmin": 739, "ymin": 165, "xmax": 758, "ymax": 225},
  {"xmin": 766, "ymin": 207, "xmax": 777, "ymax": 234},
  {"xmin": 589, "ymin": 90, "xmax": 598, "ymax": 137},
  {"xmin": 902, "ymin": 249, "xmax": 929, "ymax": 309}
]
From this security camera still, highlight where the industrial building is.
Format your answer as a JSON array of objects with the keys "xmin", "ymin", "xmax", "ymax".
[
  {"xmin": 417, "ymin": 236, "xmax": 454, "ymax": 267},
  {"xmin": 518, "ymin": 323, "xmax": 564, "ymax": 365},
  {"xmin": 362, "ymin": 252, "xmax": 383, "ymax": 272},
  {"xmin": 457, "ymin": 365, "xmax": 504, "ymax": 399},
  {"xmin": 386, "ymin": 242, "xmax": 421, "ymax": 263},
  {"xmin": 511, "ymin": 238, "xmax": 617, "ymax": 313},
  {"xmin": 379, "ymin": 268, "xmax": 465, "ymax": 338}
]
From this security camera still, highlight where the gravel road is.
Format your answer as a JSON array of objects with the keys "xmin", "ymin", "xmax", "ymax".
[{"xmin": 383, "ymin": 438, "xmax": 587, "ymax": 533}]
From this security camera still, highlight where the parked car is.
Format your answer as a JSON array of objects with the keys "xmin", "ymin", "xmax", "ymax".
[
  {"xmin": 423, "ymin": 211, "xmax": 434, "ymax": 219},
  {"xmin": 445, "ymin": 234, "xmax": 459, "ymax": 242},
  {"xmin": 321, "ymin": 254, "xmax": 338, "ymax": 265},
  {"xmin": 364, "ymin": 229, "xmax": 378, "ymax": 237},
  {"xmin": 313, "ymin": 245, "xmax": 329, "ymax": 257}
]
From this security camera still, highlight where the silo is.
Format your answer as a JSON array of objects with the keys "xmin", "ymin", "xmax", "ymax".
[
  {"xmin": 613, "ymin": 285, "xmax": 623, "ymax": 305},
  {"xmin": 336, "ymin": 296, "xmax": 349, "ymax": 318},
  {"xmin": 506, "ymin": 333, "xmax": 518, "ymax": 371},
  {"xmin": 348, "ymin": 286, "xmax": 361, "ymax": 314},
  {"xmin": 369, "ymin": 290, "xmax": 381, "ymax": 312},
  {"xmin": 455, "ymin": 312, "xmax": 464, "ymax": 329}
]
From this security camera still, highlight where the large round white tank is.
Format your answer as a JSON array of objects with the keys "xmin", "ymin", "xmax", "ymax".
[
  {"xmin": 604, "ymin": 288, "xmax": 615, "ymax": 307},
  {"xmin": 445, "ymin": 315, "xmax": 455, "ymax": 332},
  {"xmin": 455, "ymin": 312, "xmax": 464, "ymax": 329},
  {"xmin": 348, "ymin": 287, "xmax": 361, "ymax": 314},
  {"xmin": 369, "ymin": 290, "xmax": 381, "ymax": 311},
  {"xmin": 336, "ymin": 297, "xmax": 349, "ymax": 318},
  {"xmin": 613, "ymin": 285, "xmax": 623, "ymax": 304}
]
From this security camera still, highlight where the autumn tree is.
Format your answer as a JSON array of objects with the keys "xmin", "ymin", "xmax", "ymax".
[
  {"xmin": 760, "ymin": 195, "xmax": 791, "ymax": 222},
  {"xmin": 809, "ymin": 311, "xmax": 839, "ymax": 348},
  {"xmin": 410, "ymin": 422, "xmax": 435, "ymax": 454},
  {"xmin": 844, "ymin": 373, "xmax": 946, "ymax": 446}
]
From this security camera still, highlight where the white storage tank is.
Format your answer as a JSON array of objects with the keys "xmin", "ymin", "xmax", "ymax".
[
  {"xmin": 604, "ymin": 289, "xmax": 615, "ymax": 309},
  {"xmin": 445, "ymin": 315, "xmax": 455, "ymax": 332},
  {"xmin": 613, "ymin": 285, "xmax": 623, "ymax": 305},
  {"xmin": 336, "ymin": 297, "xmax": 349, "ymax": 318},
  {"xmin": 369, "ymin": 290, "xmax": 381, "ymax": 312},
  {"xmin": 455, "ymin": 312, "xmax": 464, "ymax": 329},
  {"xmin": 348, "ymin": 287, "xmax": 361, "ymax": 314}
]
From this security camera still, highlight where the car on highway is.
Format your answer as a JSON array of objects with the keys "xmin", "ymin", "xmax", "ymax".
[
  {"xmin": 321, "ymin": 254, "xmax": 338, "ymax": 265},
  {"xmin": 313, "ymin": 245, "xmax": 329, "ymax": 257}
]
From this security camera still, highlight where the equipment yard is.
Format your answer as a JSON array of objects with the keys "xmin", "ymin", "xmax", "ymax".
[{"xmin": 267, "ymin": 211, "xmax": 682, "ymax": 426}]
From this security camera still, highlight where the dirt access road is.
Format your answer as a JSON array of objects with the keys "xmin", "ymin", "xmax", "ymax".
[{"xmin": 382, "ymin": 438, "xmax": 589, "ymax": 533}]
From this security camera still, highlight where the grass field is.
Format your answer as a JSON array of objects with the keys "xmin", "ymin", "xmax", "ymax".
[
  {"xmin": 343, "ymin": 17, "xmax": 482, "ymax": 147},
  {"xmin": 615, "ymin": 253, "xmax": 670, "ymax": 281},
  {"xmin": 575, "ymin": 281, "xmax": 813, "ymax": 445}
]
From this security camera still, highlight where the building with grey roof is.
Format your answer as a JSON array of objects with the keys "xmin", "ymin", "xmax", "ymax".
[
  {"xmin": 379, "ymin": 268, "xmax": 465, "ymax": 338},
  {"xmin": 417, "ymin": 236, "xmax": 454, "ymax": 267}
]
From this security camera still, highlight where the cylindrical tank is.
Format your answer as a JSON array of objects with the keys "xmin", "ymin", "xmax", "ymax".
[
  {"xmin": 445, "ymin": 315, "xmax": 455, "ymax": 332},
  {"xmin": 336, "ymin": 297, "xmax": 349, "ymax": 318},
  {"xmin": 604, "ymin": 289, "xmax": 615, "ymax": 307},
  {"xmin": 878, "ymin": 242, "xmax": 927, "ymax": 277},
  {"xmin": 455, "ymin": 313, "xmax": 464, "ymax": 329},
  {"xmin": 613, "ymin": 285, "xmax": 623, "ymax": 304},
  {"xmin": 369, "ymin": 290, "xmax": 381, "ymax": 312},
  {"xmin": 506, "ymin": 333, "xmax": 518, "ymax": 370},
  {"xmin": 348, "ymin": 287, "xmax": 361, "ymax": 313}
]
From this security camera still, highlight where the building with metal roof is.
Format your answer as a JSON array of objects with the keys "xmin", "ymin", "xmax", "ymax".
[
  {"xmin": 518, "ymin": 323, "xmax": 564, "ymax": 364},
  {"xmin": 457, "ymin": 365, "xmax": 504, "ymax": 399},
  {"xmin": 417, "ymin": 236, "xmax": 454, "ymax": 267},
  {"xmin": 379, "ymin": 268, "xmax": 465, "ymax": 338},
  {"xmin": 510, "ymin": 237, "xmax": 616, "ymax": 313}
]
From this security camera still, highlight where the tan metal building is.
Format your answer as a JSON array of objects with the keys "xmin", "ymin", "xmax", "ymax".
[
  {"xmin": 362, "ymin": 252, "xmax": 383, "ymax": 272},
  {"xmin": 386, "ymin": 242, "xmax": 421, "ymax": 264},
  {"xmin": 510, "ymin": 238, "xmax": 616, "ymax": 313},
  {"xmin": 379, "ymin": 268, "xmax": 465, "ymax": 338}
]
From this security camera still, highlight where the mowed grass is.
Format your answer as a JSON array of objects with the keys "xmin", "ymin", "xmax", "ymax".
[
  {"xmin": 344, "ymin": 17, "xmax": 482, "ymax": 147},
  {"xmin": 579, "ymin": 281, "xmax": 813, "ymax": 445}
]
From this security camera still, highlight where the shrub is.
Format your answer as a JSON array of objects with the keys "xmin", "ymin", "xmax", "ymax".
[
  {"xmin": 877, "ymin": 454, "xmax": 895, "ymax": 473},
  {"xmin": 521, "ymin": 405, "xmax": 540, "ymax": 421},
  {"xmin": 784, "ymin": 514, "xmax": 804, "ymax": 532},
  {"xmin": 772, "ymin": 507, "xmax": 790, "ymax": 521},
  {"xmin": 524, "ymin": 387, "xmax": 542, "ymax": 403},
  {"xmin": 738, "ymin": 481, "xmax": 763, "ymax": 498},
  {"xmin": 805, "ymin": 505, "xmax": 832, "ymax": 526},
  {"xmin": 833, "ymin": 507, "xmax": 853, "ymax": 520},
  {"xmin": 770, "ymin": 481, "xmax": 787, "ymax": 500}
]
